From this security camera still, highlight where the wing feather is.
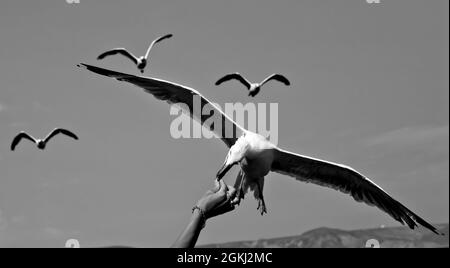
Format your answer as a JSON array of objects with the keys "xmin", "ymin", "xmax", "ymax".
[
  {"xmin": 79, "ymin": 63, "xmax": 244, "ymax": 148},
  {"xmin": 260, "ymin": 74, "xmax": 290, "ymax": 87},
  {"xmin": 144, "ymin": 34, "xmax": 173, "ymax": 60},
  {"xmin": 215, "ymin": 73, "xmax": 252, "ymax": 89},
  {"xmin": 97, "ymin": 48, "xmax": 139, "ymax": 65},
  {"xmin": 271, "ymin": 148, "xmax": 442, "ymax": 235},
  {"xmin": 44, "ymin": 128, "xmax": 78, "ymax": 143},
  {"xmin": 11, "ymin": 132, "xmax": 36, "ymax": 151}
]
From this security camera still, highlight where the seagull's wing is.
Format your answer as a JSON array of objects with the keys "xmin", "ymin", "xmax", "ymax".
[
  {"xmin": 144, "ymin": 34, "xmax": 173, "ymax": 60},
  {"xmin": 97, "ymin": 48, "xmax": 140, "ymax": 65},
  {"xmin": 11, "ymin": 132, "xmax": 36, "ymax": 151},
  {"xmin": 44, "ymin": 128, "xmax": 79, "ymax": 143},
  {"xmin": 215, "ymin": 73, "xmax": 252, "ymax": 89},
  {"xmin": 78, "ymin": 63, "xmax": 245, "ymax": 148},
  {"xmin": 260, "ymin": 74, "xmax": 291, "ymax": 87},
  {"xmin": 271, "ymin": 148, "xmax": 441, "ymax": 235}
]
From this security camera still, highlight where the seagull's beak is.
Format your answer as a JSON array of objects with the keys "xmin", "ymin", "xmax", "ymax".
[
  {"xmin": 216, "ymin": 162, "xmax": 234, "ymax": 180},
  {"xmin": 217, "ymin": 143, "xmax": 246, "ymax": 180},
  {"xmin": 216, "ymin": 155, "xmax": 235, "ymax": 180}
]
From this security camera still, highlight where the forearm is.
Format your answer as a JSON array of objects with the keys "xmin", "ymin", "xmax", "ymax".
[{"xmin": 171, "ymin": 210, "xmax": 205, "ymax": 248}]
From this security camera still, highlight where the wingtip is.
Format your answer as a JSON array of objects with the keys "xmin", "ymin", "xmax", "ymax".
[
  {"xmin": 433, "ymin": 230, "xmax": 445, "ymax": 236},
  {"xmin": 424, "ymin": 225, "xmax": 444, "ymax": 236},
  {"xmin": 77, "ymin": 63, "xmax": 87, "ymax": 69}
]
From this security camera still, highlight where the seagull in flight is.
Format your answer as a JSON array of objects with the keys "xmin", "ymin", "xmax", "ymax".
[
  {"xmin": 215, "ymin": 73, "xmax": 290, "ymax": 97},
  {"xmin": 97, "ymin": 34, "xmax": 173, "ymax": 74},
  {"xmin": 78, "ymin": 63, "xmax": 442, "ymax": 235},
  {"xmin": 11, "ymin": 128, "xmax": 78, "ymax": 151}
]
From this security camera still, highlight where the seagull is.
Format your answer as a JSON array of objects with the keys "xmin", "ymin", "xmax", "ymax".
[
  {"xmin": 11, "ymin": 128, "xmax": 78, "ymax": 151},
  {"xmin": 215, "ymin": 73, "xmax": 290, "ymax": 97},
  {"xmin": 78, "ymin": 63, "xmax": 442, "ymax": 235},
  {"xmin": 97, "ymin": 34, "xmax": 173, "ymax": 74}
]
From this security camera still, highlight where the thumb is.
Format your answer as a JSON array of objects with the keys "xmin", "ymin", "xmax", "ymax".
[
  {"xmin": 212, "ymin": 179, "xmax": 221, "ymax": 193},
  {"xmin": 218, "ymin": 180, "xmax": 228, "ymax": 194}
]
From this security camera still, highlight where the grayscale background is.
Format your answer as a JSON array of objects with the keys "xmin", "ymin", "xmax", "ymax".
[{"xmin": 0, "ymin": 0, "xmax": 448, "ymax": 247}]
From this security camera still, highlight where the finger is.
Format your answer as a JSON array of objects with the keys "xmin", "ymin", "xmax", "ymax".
[
  {"xmin": 217, "ymin": 180, "xmax": 228, "ymax": 196},
  {"xmin": 217, "ymin": 202, "xmax": 236, "ymax": 215},
  {"xmin": 212, "ymin": 179, "xmax": 221, "ymax": 193},
  {"xmin": 209, "ymin": 202, "xmax": 235, "ymax": 218},
  {"xmin": 224, "ymin": 202, "xmax": 236, "ymax": 213},
  {"xmin": 215, "ymin": 189, "xmax": 236, "ymax": 210},
  {"xmin": 231, "ymin": 196, "xmax": 241, "ymax": 206},
  {"xmin": 209, "ymin": 182, "xmax": 228, "ymax": 205},
  {"xmin": 227, "ymin": 187, "xmax": 237, "ymax": 201},
  {"xmin": 219, "ymin": 180, "xmax": 228, "ymax": 192}
]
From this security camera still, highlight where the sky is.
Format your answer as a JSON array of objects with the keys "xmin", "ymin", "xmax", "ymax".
[{"xmin": 0, "ymin": 0, "xmax": 448, "ymax": 247}]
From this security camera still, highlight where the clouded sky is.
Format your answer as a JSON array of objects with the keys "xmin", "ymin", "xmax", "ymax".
[{"xmin": 0, "ymin": 0, "xmax": 448, "ymax": 247}]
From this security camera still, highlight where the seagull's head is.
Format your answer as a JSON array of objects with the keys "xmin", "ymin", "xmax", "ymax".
[
  {"xmin": 216, "ymin": 137, "xmax": 250, "ymax": 180},
  {"xmin": 37, "ymin": 140, "xmax": 46, "ymax": 150},
  {"xmin": 248, "ymin": 84, "xmax": 260, "ymax": 97},
  {"xmin": 137, "ymin": 57, "xmax": 147, "ymax": 69}
]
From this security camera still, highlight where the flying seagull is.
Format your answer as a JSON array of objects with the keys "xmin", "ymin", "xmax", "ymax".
[
  {"xmin": 78, "ymin": 63, "xmax": 442, "ymax": 235},
  {"xmin": 97, "ymin": 34, "xmax": 173, "ymax": 74},
  {"xmin": 215, "ymin": 73, "xmax": 290, "ymax": 97},
  {"xmin": 11, "ymin": 128, "xmax": 78, "ymax": 151}
]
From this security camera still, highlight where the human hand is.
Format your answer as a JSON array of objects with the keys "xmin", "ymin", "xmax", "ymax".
[{"xmin": 195, "ymin": 180, "xmax": 237, "ymax": 220}]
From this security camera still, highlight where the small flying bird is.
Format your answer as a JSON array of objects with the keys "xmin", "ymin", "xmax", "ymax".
[
  {"xmin": 215, "ymin": 73, "xmax": 290, "ymax": 97},
  {"xmin": 79, "ymin": 63, "xmax": 442, "ymax": 235},
  {"xmin": 97, "ymin": 34, "xmax": 173, "ymax": 74},
  {"xmin": 11, "ymin": 128, "xmax": 78, "ymax": 151}
]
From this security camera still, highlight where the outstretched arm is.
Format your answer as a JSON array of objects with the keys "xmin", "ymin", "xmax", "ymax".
[{"xmin": 171, "ymin": 180, "xmax": 236, "ymax": 248}]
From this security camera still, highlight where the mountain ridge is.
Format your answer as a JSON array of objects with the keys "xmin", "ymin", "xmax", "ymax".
[{"xmin": 199, "ymin": 223, "xmax": 449, "ymax": 248}]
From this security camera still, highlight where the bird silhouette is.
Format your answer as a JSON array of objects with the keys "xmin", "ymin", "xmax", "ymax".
[
  {"xmin": 11, "ymin": 128, "xmax": 78, "ymax": 151},
  {"xmin": 215, "ymin": 73, "xmax": 290, "ymax": 97},
  {"xmin": 97, "ymin": 34, "xmax": 173, "ymax": 74}
]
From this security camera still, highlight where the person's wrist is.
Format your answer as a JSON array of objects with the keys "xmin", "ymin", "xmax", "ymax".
[{"xmin": 192, "ymin": 206, "xmax": 207, "ymax": 228}]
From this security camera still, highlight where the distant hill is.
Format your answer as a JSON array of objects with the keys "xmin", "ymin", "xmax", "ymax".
[{"xmin": 199, "ymin": 223, "xmax": 448, "ymax": 248}]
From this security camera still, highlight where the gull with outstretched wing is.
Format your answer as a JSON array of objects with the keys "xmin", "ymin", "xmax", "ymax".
[
  {"xmin": 215, "ymin": 73, "xmax": 290, "ymax": 97},
  {"xmin": 79, "ymin": 63, "xmax": 442, "ymax": 235},
  {"xmin": 11, "ymin": 128, "xmax": 78, "ymax": 151},
  {"xmin": 97, "ymin": 34, "xmax": 173, "ymax": 74}
]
